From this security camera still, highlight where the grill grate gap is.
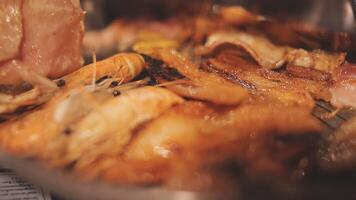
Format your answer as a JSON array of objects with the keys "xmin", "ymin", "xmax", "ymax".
[{"xmin": 313, "ymin": 101, "xmax": 356, "ymax": 134}]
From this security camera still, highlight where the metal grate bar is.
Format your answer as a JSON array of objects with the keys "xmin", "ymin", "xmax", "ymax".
[{"xmin": 313, "ymin": 101, "xmax": 356, "ymax": 134}]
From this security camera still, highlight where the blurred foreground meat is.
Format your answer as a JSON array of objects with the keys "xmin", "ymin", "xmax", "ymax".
[
  {"xmin": 79, "ymin": 101, "xmax": 320, "ymax": 187},
  {"xmin": 0, "ymin": 0, "xmax": 84, "ymax": 85}
]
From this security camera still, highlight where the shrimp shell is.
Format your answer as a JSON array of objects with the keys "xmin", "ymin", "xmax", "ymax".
[
  {"xmin": 62, "ymin": 53, "xmax": 145, "ymax": 88},
  {"xmin": 0, "ymin": 87, "xmax": 99, "ymax": 156},
  {"xmin": 45, "ymin": 86, "xmax": 183, "ymax": 168}
]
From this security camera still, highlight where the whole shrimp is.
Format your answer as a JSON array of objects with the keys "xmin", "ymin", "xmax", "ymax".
[
  {"xmin": 0, "ymin": 53, "xmax": 147, "ymax": 156},
  {"xmin": 0, "ymin": 53, "xmax": 145, "ymax": 115},
  {"xmin": 46, "ymin": 86, "xmax": 184, "ymax": 168}
]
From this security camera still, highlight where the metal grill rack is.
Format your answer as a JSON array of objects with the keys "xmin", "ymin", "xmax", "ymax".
[{"xmin": 313, "ymin": 101, "xmax": 355, "ymax": 135}]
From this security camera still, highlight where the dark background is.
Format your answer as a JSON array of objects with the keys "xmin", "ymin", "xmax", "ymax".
[{"xmin": 81, "ymin": 0, "xmax": 355, "ymax": 33}]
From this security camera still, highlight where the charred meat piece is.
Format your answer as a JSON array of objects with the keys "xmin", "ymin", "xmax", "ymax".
[
  {"xmin": 144, "ymin": 49, "xmax": 249, "ymax": 105},
  {"xmin": 201, "ymin": 49, "xmax": 331, "ymax": 108},
  {"xmin": 199, "ymin": 31, "xmax": 346, "ymax": 72}
]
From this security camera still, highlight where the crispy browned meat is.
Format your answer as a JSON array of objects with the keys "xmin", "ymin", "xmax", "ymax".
[
  {"xmin": 286, "ymin": 49, "xmax": 346, "ymax": 73},
  {"xmin": 286, "ymin": 65, "xmax": 331, "ymax": 81},
  {"xmin": 199, "ymin": 31, "xmax": 346, "ymax": 73},
  {"xmin": 199, "ymin": 31, "xmax": 288, "ymax": 69},
  {"xmin": 201, "ymin": 49, "xmax": 331, "ymax": 108}
]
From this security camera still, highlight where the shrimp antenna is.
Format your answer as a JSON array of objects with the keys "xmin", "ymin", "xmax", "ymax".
[{"xmin": 91, "ymin": 49, "xmax": 97, "ymax": 90}]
